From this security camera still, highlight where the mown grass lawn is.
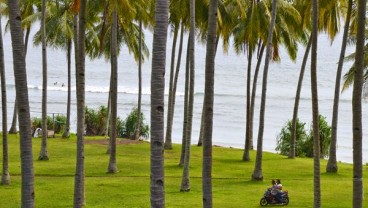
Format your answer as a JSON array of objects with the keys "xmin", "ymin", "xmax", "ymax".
[{"xmin": 0, "ymin": 133, "xmax": 367, "ymax": 207}]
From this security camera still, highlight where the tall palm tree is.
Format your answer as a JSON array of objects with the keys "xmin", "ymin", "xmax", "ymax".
[
  {"xmin": 0, "ymin": 15, "xmax": 10, "ymax": 185},
  {"xmin": 33, "ymin": 0, "xmax": 77, "ymax": 139},
  {"xmin": 132, "ymin": 0, "xmax": 153, "ymax": 141},
  {"xmin": 289, "ymin": 0, "xmax": 343, "ymax": 158},
  {"xmin": 251, "ymin": 0, "xmax": 277, "ymax": 181},
  {"xmin": 8, "ymin": 0, "xmax": 34, "ymax": 206},
  {"xmin": 352, "ymin": 0, "xmax": 365, "ymax": 206},
  {"xmin": 181, "ymin": 0, "xmax": 195, "ymax": 192},
  {"xmin": 107, "ymin": 7, "xmax": 118, "ymax": 174},
  {"xmin": 311, "ymin": 0, "xmax": 321, "ymax": 206},
  {"xmin": 9, "ymin": 0, "xmax": 39, "ymax": 134},
  {"xmin": 39, "ymin": 0, "xmax": 49, "ymax": 161},
  {"xmin": 202, "ymin": 0, "xmax": 218, "ymax": 206},
  {"xmin": 179, "ymin": 38, "xmax": 190, "ymax": 166},
  {"xmin": 74, "ymin": 0, "xmax": 86, "ymax": 206},
  {"xmin": 166, "ymin": 22, "xmax": 185, "ymax": 149},
  {"xmin": 150, "ymin": 0, "xmax": 169, "ymax": 206},
  {"xmin": 326, "ymin": 0, "xmax": 353, "ymax": 173}
]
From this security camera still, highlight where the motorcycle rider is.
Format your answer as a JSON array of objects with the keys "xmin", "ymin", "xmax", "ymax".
[{"xmin": 274, "ymin": 179, "xmax": 283, "ymax": 203}]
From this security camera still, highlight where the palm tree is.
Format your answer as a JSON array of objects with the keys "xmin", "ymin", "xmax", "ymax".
[
  {"xmin": 8, "ymin": 0, "xmax": 34, "ymax": 206},
  {"xmin": 0, "ymin": 15, "xmax": 10, "ymax": 185},
  {"xmin": 202, "ymin": 0, "xmax": 218, "ymax": 206},
  {"xmin": 38, "ymin": 0, "xmax": 49, "ymax": 161},
  {"xmin": 166, "ymin": 22, "xmax": 185, "ymax": 149},
  {"xmin": 150, "ymin": 0, "xmax": 169, "ymax": 206},
  {"xmin": 180, "ymin": 0, "xmax": 195, "ymax": 192},
  {"xmin": 311, "ymin": 0, "xmax": 321, "ymax": 206},
  {"xmin": 179, "ymin": 38, "xmax": 190, "ymax": 166},
  {"xmin": 326, "ymin": 0, "xmax": 353, "ymax": 173},
  {"xmin": 289, "ymin": 0, "xmax": 344, "ymax": 158},
  {"xmin": 134, "ymin": 0, "xmax": 154, "ymax": 141},
  {"xmin": 107, "ymin": 7, "xmax": 118, "ymax": 174},
  {"xmin": 9, "ymin": 0, "xmax": 39, "ymax": 134},
  {"xmin": 251, "ymin": 0, "xmax": 277, "ymax": 181},
  {"xmin": 352, "ymin": 0, "xmax": 365, "ymax": 206},
  {"xmin": 74, "ymin": 0, "xmax": 86, "ymax": 206}
]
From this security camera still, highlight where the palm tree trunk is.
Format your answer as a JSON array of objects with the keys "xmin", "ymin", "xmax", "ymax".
[
  {"xmin": 8, "ymin": 0, "xmax": 35, "ymax": 206},
  {"xmin": 107, "ymin": 9, "xmax": 118, "ymax": 174},
  {"xmin": 181, "ymin": 0, "xmax": 195, "ymax": 191},
  {"xmin": 198, "ymin": 35, "xmax": 219, "ymax": 147},
  {"xmin": 63, "ymin": 40, "xmax": 72, "ymax": 138},
  {"xmin": 39, "ymin": 0, "xmax": 49, "ymax": 160},
  {"xmin": 168, "ymin": 23, "xmax": 184, "ymax": 147},
  {"xmin": 243, "ymin": 50, "xmax": 252, "ymax": 161},
  {"xmin": 164, "ymin": 23, "xmax": 179, "ymax": 149},
  {"xmin": 150, "ymin": 0, "xmax": 169, "ymax": 206},
  {"xmin": 326, "ymin": 0, "xmax": 352, "ymax": 173},
  {"xmin": 106, "ymin": 83, "xmax": 112, "ymax": 154},
  {"xmin": 8, "ymin": 100, "xmax": 18, "ymax": 133},
  {"xmin": 352, "ymin": 0, "xmax": 365, "ymax": 207},
  {"xmin": 202, "ymin": 0, "xmax": 218, "ymax": 206},
  {"xmin": 0, "ymin": 16, "xmax": 10, "ymax": 185},
  {"xmin": 311, "ymin": 0, "xmax": 321, "ymax": 206},
  {"xmin": 74, "ymin": 0, "xmax": 86, "ymax": 206},
  {"xmin": 252, "ymin": 0, "xmax": 277, "ymax": 181},
  {"xmin": 134, "ymin": 20, "xmax": 143, "ymax": 141},
  {"xmin": 289, "ymin": 36, "xmax": 312, "ymax": 158},
  {"xmin": 179, "ymin": 38, "xmax": 190, "ymax": 166},
  {"xmin": 249, "ymin": 44, "xmax": 265, "ymax": 153},
  {"xmin": 9, "ymin": 26, "xmax": 31, "ymax": 134}
]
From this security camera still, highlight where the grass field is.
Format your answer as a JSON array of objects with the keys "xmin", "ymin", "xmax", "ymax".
[{"xmin": 0, "ymin": 133, "xmax": 367, "ymax": 207}]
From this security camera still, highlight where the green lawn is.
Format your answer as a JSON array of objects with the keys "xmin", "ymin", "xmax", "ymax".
[{"xmin": 0, "ymin": 134, "xmax": 367, "ymax": 207}]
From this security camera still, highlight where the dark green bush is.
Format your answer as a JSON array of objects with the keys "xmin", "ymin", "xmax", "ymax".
[
  {"xmin": 31, "ymin": 114, "xmax": 66, "ymax": 134},
  {"xmin": 275, "ymin": 118, "xmax": 308, "ymax": 157},
  {"xmin": 118, "ymin": 107, "xmax": 149, "ymax": 139},
  {"xmin": 276, "ymin": 115, "xmax": 331, "ymax": 158},
  {"xmin": 84, "ymin": 106, "xmax": 108, "ymax": 136}
]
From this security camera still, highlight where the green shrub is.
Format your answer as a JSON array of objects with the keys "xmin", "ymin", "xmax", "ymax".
[
  {"xmin": 31, "ymin": 116, "xmax": 54, "ymax": 130},
  {"xmin": 276, "ymin": 115, "xmax": 331, "ymax": 158},
  {"xmin": 31, "ymin": 115, "xmax": 66, "ymax": 134},
  {"xmin": 275, "ymin": 118, "xmax": 308, "ymax": 157},
  {"xmin": 118, "ymin": 107, "xmax": 149, "ymax": 139},
  {"xmin": 84, "ymin": 106, "xmax": 108, "ymax": 136},
  {"xmin": 304, "ymin": 114, "xmax": 332, "ymax": 158},
  {"xmin": 54, "ymin": 115, "xmax": 66, "ymax": 134}
]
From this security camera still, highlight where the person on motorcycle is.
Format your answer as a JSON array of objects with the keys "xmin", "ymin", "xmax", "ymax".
[{"xmin": 274, "ymin": 179, "xmax": 283, "ymax": 202}]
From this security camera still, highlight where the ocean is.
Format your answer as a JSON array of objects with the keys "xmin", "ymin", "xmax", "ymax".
[{"xmin": 1, "ymin": 20, "xmax": 367, "ymax": 164}]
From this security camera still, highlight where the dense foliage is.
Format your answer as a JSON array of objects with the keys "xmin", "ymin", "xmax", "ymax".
[
  {"xmin": 31, "ymin": 114, "xmax": 66, "ymax": 134},
  {"xmin": 84, "ymin": 106, "xmax": 149, "ymax": 139},
  {"xmin": 118, "ymin": 107, "xmax": 149, "ymax": 139},
  {"xmin": 276, "ymin": 115, "xmax": 331, "ymax": 158}
]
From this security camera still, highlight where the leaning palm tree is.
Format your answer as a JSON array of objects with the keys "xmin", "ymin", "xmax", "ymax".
[
  {"xmin": 326, "ymin": 0, "xmax": 353, "ymax": 173},
  {"xmin": 202, "ymin": 0, "xmax": 218, "ymax": 206},
  {"xmin": 150, "ymin": 0, "xmax": 169, "ymax": 206},
  {"xmin": 0, "ymin": 15, "xmax": 10, "ymax": 185},
  {"xmin": 8, "ymin": 0, "xmax": 34, "ymax": 206},
  {"xmin": 311, "ymin": 0, "xmax": 321, "ymax": 206},
  {"xmin": 74, "ymin": 0, "xmax": 86, "ymax": 206},
  {"xmin": 38, "ymin": 0, "xmax": 49, "ymax": 161},
  {"xmin": 352, "ymin": 0, "xmax": 365, "ymax": 206},
  {"xmin": 251, "ymin": 0, "xmax": 277, "ymax": 181}
]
